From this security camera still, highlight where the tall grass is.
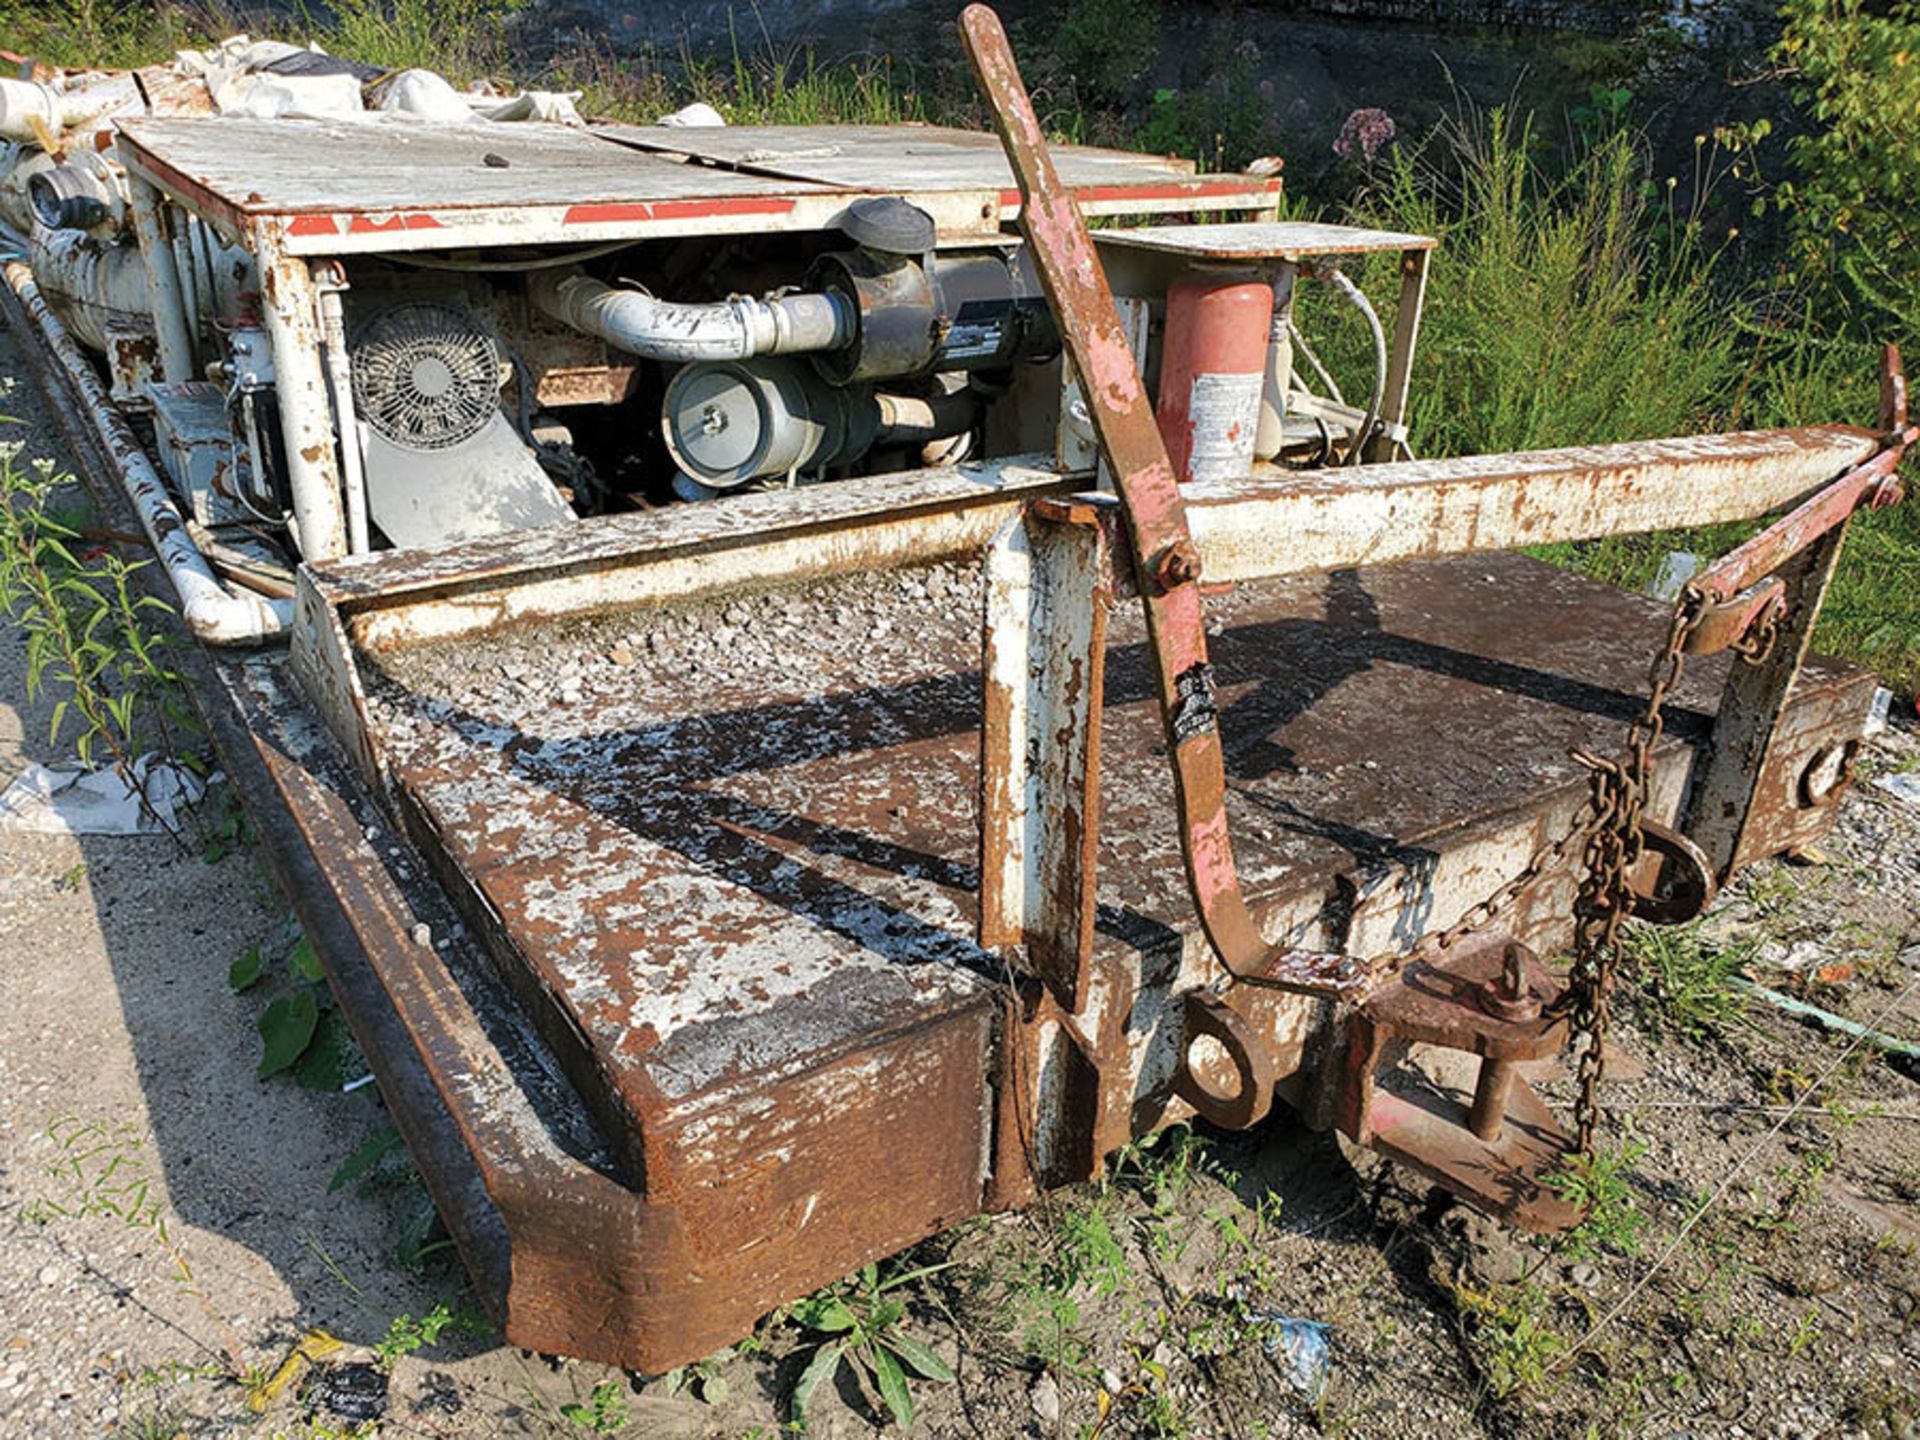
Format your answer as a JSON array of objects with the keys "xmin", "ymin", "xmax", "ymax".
[
  {"xmin": 1306, "ymin": 107, "xmax": 1918, "ymax": 692},
  {"xmin": 0, "ymin": 0, "xmax": 209, "ymax": 68},
  {"xmin": 1345, "ymin": 111, "xmax": 1737, "ymax": 457},
  {"xmin": 303, "ymin": 0, "xmax": 525, "ymax": 79},
  {"xmin": 556, "ymin": 32, "xmax": 926, "ymax": 130}
]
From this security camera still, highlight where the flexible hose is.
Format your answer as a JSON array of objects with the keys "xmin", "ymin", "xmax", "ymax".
[{"xmin": 1319, "ymin": 266, "xmax": 1387, "ymax": 467}]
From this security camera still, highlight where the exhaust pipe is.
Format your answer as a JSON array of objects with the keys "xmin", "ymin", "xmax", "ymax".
[{"xmin": 530, "ymin": 268, "xmax": 852, "ymax": 364}]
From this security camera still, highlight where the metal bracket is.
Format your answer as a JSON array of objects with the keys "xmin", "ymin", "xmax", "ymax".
[
  {"xmin": 1174, "ymin": 990, "xmax": 1278, "ymax": 1129},
  {"xmin": 1628, "ymin": 819, "xmax": 1717, "ymax": 925},
  {"xmin": 1683, "ymin": 344, "xmax": 1913, "ymax": 878},
  {"xmin": 1683, "ymin": 576, "xmax": 1785, "ymax": 657},
  {"xmin": 1335, "ymin": 932, "xmax": 1581, "ymax": 1230}
]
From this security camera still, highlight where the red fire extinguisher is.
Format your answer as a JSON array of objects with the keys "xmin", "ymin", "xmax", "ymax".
[{"xmin": 1156, "ymin": 273, "xmax": 1275, "ymax": 484}]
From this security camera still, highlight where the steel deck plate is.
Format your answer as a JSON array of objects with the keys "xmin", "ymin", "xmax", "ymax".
[
  {"xmin": 597, "ymin": 122, "xmax": 1251, "ymax": 197},
  {"xmin": 1093, "ymin": 220, "xmax": 1437, "ymax": 260},
  {"xmin": 116, "ymin": 115, "xmax": 840, "ymax": 217},
  {"xmin": 356, "ymin": 552, "xmax": 1866, "ymax": 1161}
]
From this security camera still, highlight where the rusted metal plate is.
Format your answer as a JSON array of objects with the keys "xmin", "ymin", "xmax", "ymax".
[
  {"xmin": 353, "ymin": 549, "xmax": 1868, "ymax": 1180},
  {"xmin": 1363, "ymin": 1044, "xmax": 1584, "ymax": 1232}
]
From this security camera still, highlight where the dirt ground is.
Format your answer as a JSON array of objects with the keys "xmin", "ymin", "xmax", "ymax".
[{"xmin": 3, "ymin": 318, "xmax": 1920, "ymax": 1440}]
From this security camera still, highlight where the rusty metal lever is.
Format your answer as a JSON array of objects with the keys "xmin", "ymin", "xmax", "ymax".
[
  {"xmin": 1687, "ymin": 344, "xmax": 1912, "ymax": 617},
  {"xmin": 961, "ymin": 3, "xmax": 1319, "ymax": 996}
]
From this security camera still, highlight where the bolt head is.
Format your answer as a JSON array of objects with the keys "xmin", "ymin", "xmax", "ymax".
[{"xmin": 1156, "ymin": 541, "xmax": 1202, "ymax": 589}]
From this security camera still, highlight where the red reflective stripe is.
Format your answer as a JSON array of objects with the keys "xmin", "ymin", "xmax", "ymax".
[
  {"xmin": 564, "ymin": 201, "xmax": 653, "ymax": 224},
  {"xmin": 346, "ymin": 213, "xmax": 445, "ymax": 234},
  {"xmin": 288, "ymin": 215, "xmax": 339, "ymax": 237},
  {"xmin": 564, "ymin": 196, "xmax": 796, "ymax": 225},
  {"xmin": 650, "ymin": 196, "xmax": 795, "ymax": 221}
]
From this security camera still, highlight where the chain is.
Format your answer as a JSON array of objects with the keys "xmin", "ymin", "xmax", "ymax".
[
  {"xmin": 1391, "ymin": 800, "xmax": 1601, "ymax": 974},
  {"xmin": 1363, "ymin": 588, "xmax": 1705, "ymax": 1155},
  {"xmin": 1564, "ymin": 593, "xmax": 1700, "ymax": 1153}
]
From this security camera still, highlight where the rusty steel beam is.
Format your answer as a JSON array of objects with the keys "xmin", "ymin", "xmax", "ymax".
[
  {"xmin": 301, "ymin": 457, "xmax": 1074, "ymax": 660},
  {"xmin": 979, "ymin": 497, "xmax": 1111, "ymax": 1010},
  {"xmin": 1173, "ymin": 425, "xmax": 1881, "ymax": 588}
]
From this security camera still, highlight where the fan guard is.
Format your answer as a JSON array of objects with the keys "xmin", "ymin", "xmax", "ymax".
[{"xmin": 350, "ymin": 302, "xmax": 503, "ymax": 452}]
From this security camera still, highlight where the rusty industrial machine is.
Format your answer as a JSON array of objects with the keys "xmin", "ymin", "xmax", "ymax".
[{"xmin": 0, "ymin": 7, "xmax": 1910, "ymax": 1372}]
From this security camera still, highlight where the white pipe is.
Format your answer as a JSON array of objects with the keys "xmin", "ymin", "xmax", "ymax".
[
  {"xmin": 257, "ymin": 248, "xmax": 348, "ymax": 561},
  {"xmin": 127, "ymin": 176, "xmax": 194, "ymax": 383},
  {"xmin": 531, "ymin": 268, "xmax": 853, "ymax": 364},
  {"xmin": 316, "ymin": 279, "xmax": 370, "ymax": 556},
  {"xmin": 0, "ymin": 77, "xmax": 122, "ymax": 143},
  {"xmin": 27, "ymin": 226, "xmax": 150, "ymax": 350},
  {"xmin": 27, "ymin": 224, "xmax": 254, "ymax": 356},
  {"xmin": 1254, "ymin": 268, "xmax": 1296, "ymax": 462},
  {"xmin": 3, "ymin": 258, "xmax": 290, "ymax": 644}
]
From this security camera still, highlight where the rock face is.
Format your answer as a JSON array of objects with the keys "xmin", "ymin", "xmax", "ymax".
[{"xmin": 524, "ymin": 0, "xmax": 1781, "ymax": 50}]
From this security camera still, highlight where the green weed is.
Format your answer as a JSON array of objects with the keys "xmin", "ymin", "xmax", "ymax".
[
  {"xmin": 557, "ymin": 1378, "xmax": 627, "ymax": 1434},
  {"xmin": 787, "ymin": 1258, "xmax": 956, "ymax": 1430},
  {"xmin": 0, "ymin": 439, "xmax": 199, "ymax": 837},
  {"xmin": 1546, "ymin": 1125, "xmax": 1649, "ymax": 1261},
  {"xmin": 25, "ymin": 1115, "xmax": 248, "ymax": 1376},
  {"xmin": 373, "ymin": 1299, "xmax": 489, "ymax": 1371},
  {"xmin": 660, "ymin": 1349, "xmax": 733, "ymax": 1406},
  {"xmin": 237, "ymin": 933, "xmax": 367, "ymax": 1091},
  {"xmin": 1622, "ymin": 922, "xmax": 1752, "ymax": 1042},
  {"xmin": 1109, "ymin": 1123, "xmax": 1222, "ymax": 1217},
  {"xmin": 1452, "ymin": 1280, "xmax": 1570, "ymax": 1397}
]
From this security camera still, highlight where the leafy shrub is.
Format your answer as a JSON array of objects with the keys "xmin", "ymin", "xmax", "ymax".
[{"xmin": 1773, "ymin": 0, "xmax": 1920, "ymax": 340}]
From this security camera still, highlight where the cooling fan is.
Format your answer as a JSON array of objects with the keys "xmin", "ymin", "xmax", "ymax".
[
  {"xmin": 350, "ymin": 301, "xmax": 504, "ymax": 452},
  {"xmin": 345, "ymin": 298, "xmax": 573, "ymax": 547}
]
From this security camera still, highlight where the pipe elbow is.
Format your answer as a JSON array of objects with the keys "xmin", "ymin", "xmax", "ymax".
[{"xmin": 531, "ymin": 269, "xmax": 851, "ymax": 364}]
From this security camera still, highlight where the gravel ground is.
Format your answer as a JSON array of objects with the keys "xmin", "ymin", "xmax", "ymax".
[{"xmin": 2, "ymin": 317, "xmax": 1919, "ymax": 1439}]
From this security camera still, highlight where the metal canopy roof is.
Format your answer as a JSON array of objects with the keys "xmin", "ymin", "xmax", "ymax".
[
  {"xmin": 115, "ymin": 115, "xmax": 1281, "ymax": 255},
  {"xmin": 595, "ymin": 121, "xmax": 1208, "ymax": 193}
]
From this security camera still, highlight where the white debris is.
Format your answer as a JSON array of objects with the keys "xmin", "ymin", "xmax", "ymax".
[
  {"xmin": 1029, "ymin": 1372, "xmax": 1060, "ymax": 1425},
  {"xmin": 471, "ymin": 89, "xmax": 585, "ymax": 126},
  {"xmin": 1874, "ymin": 771, "xmax": 1920, "ymax": 806},
  {"xmin": 378, "ymin": 69, "xmax": 476, "ymax": 123},
  {"xmin": 1648, "ymin": 550, "xmax": 1701, "ymax": 601},
  {"xmin": 1865, "ymin": 686, "xmax": 1893, "ymax": 737},
  {"xmin": 0, "ymin": 755, "xmax": 205, "ymax": 836},
  {"xmin": 657, "ymin": 102, "xmax": 726, "ymax": 128}
]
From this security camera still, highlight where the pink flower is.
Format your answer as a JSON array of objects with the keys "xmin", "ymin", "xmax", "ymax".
[{"xmin": 1333, "ymin": 108, "xmax": 1397, "ymax": 163}]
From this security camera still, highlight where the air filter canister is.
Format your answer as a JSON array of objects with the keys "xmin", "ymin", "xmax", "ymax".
[
  {"xmin": 1155, "ymin": 273, "xmax": 1275, "ymax": 484},
  {"xmin": 664, "ymin": 357, "xmax": 879, "ymax": 488}
]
